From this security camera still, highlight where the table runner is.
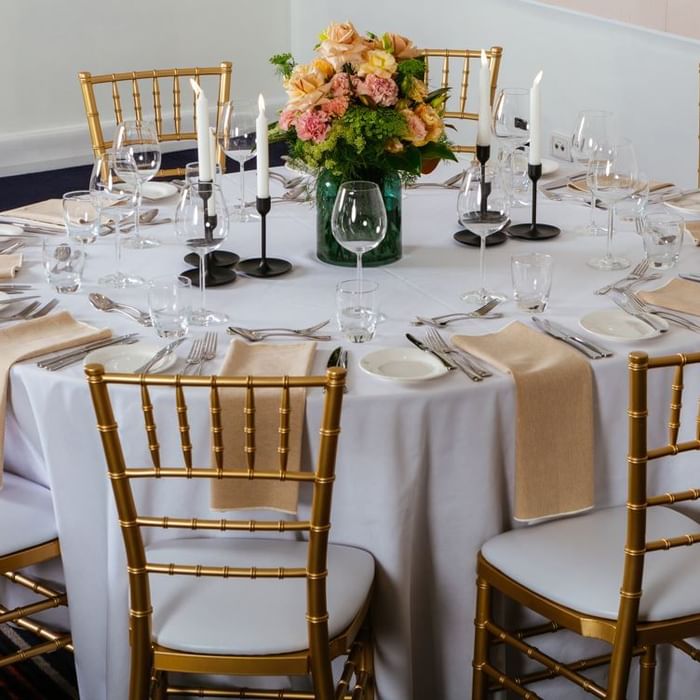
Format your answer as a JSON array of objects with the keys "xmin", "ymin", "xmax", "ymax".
[
  {"xmin": 0, "ymin": 311, "xmax": 110, "ymax": 486},
  {"xmin": 453, "ymin": 321, "xmax": 594, "ymax": 521},
  {"xmin": 211, "ymin": 340, "xmax": 316, "ymax": 513}
]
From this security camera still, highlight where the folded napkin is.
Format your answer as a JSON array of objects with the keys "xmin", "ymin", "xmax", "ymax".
[
  {"xmin": 0, "ymin": 254, "xmax": 22, "ymax": 279},
  {"xmin": 568, "ymin": 178, "xmax": 673, "ymax": 195},
  {"xmin": 685, "ymin": 221, "xmax": 700, "ymax": 246},
  {"xmin": 0, "ymin": 311, "xmax": 111, "ymax": 487},
  {"xmin": 638, "ymin": 279, "xmax": 700, "ymax": 316},
  {"xmin": 453, "ymin": 322, "xmax": 594, "ymax": 521},
  {"xmin": 210, "ymin": 340, "xmax": 316, "ymax": 513},
  {"xmin": 1, "ymin": 199, "xmax": 65, "ymax": 230}
]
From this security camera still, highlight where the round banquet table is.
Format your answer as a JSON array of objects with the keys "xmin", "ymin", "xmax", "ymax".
[{"xmin": 5, "ymin": 167, "xmax": 700, "ymax": 699}]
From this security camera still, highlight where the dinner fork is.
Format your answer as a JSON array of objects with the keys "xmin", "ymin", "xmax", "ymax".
[
  {"xmin": 594, "ymin": 260, "xmax": 650, "ymax": 295},
  {"xmin": 28, "ymin": 298, "xmax": 59, "ymax": 319},
  {"xmin": 0, "ymin": 301, "xmax": 40, "ymax": 323},
  {"xmin": 228, "ymin": 320, "xmax": 329, "ymax": 335},
  {"xmin": 199, "ymin": 331, "xmax": 218, "ymax": 374},
  {"xmin": 626, "ymin": 294, "xmax": 700, "ymax": 333},
  {"xmin": 182, "ymin": 338, "xmax": 204, "ymax": 375},
  {"xmin": 411, "ymin": 298, "xmax": 502, "ymax": 327},
  {"xmin": 424, "ymin": 327, "xmax": 492, "ymax": 378},
  {"xmin": 228, "ymin": 328, "xmax": 331, "ymax": 342}
]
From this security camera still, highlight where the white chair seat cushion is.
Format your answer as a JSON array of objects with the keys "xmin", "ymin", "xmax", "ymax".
[
  {"xmin": 146, "ymin": 537, "xmax": 374, "ymax": 656},
  {"xmin": 0, "ymin": 472, "xmax": 57, "ymax": 557},
  {"xmin": 482, "ymin": 505, "xmax": 700, "ymax": 621}
]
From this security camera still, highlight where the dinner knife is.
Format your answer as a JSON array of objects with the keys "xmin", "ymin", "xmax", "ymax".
[
  {"xmin": 134, "ymin": 337, "xmax": 185, "ymax": 374},
  {"xmin": 530, "ymin": 317, "xmax": 606, "ymax": 360},
  {"xmin": 542, "ymin": 319, "xmax": 614, "ymax": 357},
  {"xmin": 405, "ymin": 333, "xmax": 456, "ymax": 371},
  {"xmin": 325, "ymin": 346, "xmax": 349, "ymax": 392},
  {"xmin": 0, "ymin": 295, "xmax": 40, "ymax": 305},
  {"xmin": 37, "ymin": 333, "xmax": 140, "ymax": 368}
]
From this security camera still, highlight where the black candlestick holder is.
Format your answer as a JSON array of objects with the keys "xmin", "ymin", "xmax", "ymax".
[
  {"xmin": 507, "ymin": 163, "xmax": 561, "ymax": 240},
  {"xmin": 236, "ymin": 197, "xmax": 292, "ymax": 277}
]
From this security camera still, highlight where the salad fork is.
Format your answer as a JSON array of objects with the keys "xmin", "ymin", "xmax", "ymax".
[
  {"xmin": 200, "ymin": 331, "xmax": 218, "ymax": 374},
  {"xmin": 0, "ymin": 301, "xmax": 40, "ymax": 323},
  {"xmin": 182, "ymin": 338, "xmax": 205, "ymax": 375},
  {"xmin": 424, "ymin": 327, "xmax": 492, "ymax": 378},
  {"xmin": 595, "ymin": 260, "xmax": 650, "ymax": 295}
]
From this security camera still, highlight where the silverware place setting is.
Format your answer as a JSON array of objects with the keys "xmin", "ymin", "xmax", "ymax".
[
  {"xmin": 627, "ymin": 294, "xmax": 700, "ymax": 333},
  {"xmin": 594, "ymin": 260, "xmax": 661, "ymax": 295},
  {"xmin": 531, "ymin": 317, "xmax": 613, "ymax": 359},
  {"xmin": 411, "ymin": 298, "xmax": 503, "ymax": 327},
  {"xmin": 36, "ymin": 333, "xmax": 141, "ymax": 371},
  {"xmin": 423, "ymin": 328, "xmax": 493, "ymax": 381},
  {"xmin": 227, "ymin": 320, "xmax": 331, "ymax": 342},
  {"xmin": 609, "ymin": 292, "xmax": 667, "ymax": 333}
]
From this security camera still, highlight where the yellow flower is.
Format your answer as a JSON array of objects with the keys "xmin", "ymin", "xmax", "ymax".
[
  {"xmin": 385, "ymin": 137, "xmax": 404, "ymax": 154},
  {"xmin": 358, "ymin": 49, "xmax": 397, "ymax": 79},
  {"xmin": 312, "ymin": 58, "xmax": 334, "ymax": 81},
  {"xmin": 283, "ymin": 62, "xmax": 332, "ymax": 111},
  {"xmin": 406, "ymin": 77, "xmax": 427, "ymax": 102}
]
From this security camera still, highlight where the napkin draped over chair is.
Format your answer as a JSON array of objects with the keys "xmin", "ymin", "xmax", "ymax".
[
  {"xmin": 210, "ymin": 340, "xmax": 316, "ymax": 513},
  {"xmin": 453, "ymin": 321, "xmax": 595, "ymax": 521}
]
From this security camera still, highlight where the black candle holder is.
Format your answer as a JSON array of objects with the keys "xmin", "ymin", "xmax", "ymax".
[
  {"xmin": 236, "ymin": 197, "xmax": 292, "ymax": 277},
  {"xmin": 507, "ymin": 163, "xmax": 561, "ymax": 240}
]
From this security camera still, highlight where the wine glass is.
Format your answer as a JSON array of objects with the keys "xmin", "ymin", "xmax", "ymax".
[
  {"xmin": 587, "ymin": 139, "xmax": 638, "ymax": 271},
  {"xmin": 114, "ymin": 120, "xmax": 162, "ymax": 248},
  {"xmin": 571, "ymin": 110, "xmax": 613, "ymax": 236},
  {"xmin": 218, "ymin": 101, "xmax": 257, "ymax": 222},
  {"xmin": 491, "ymin": 88, "xmax": 529, "ymax": 204},
  {"xmin": 331, "ymin": 181, "xmax": 387, "ymax": 293},
  {"xmin": 175, "ymin": 181, "xmax": 230, "ymax": 325},
  {"xmin": 89, "ymin": 152, "xmax": 143, "ymax": 288},
  {"xmin": 457, "ymin": 164, "xmax": 510, "ymax": 303}
]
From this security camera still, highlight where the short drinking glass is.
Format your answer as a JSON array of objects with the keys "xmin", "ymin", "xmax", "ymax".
[
  {"xmin": 42, "ymin": 239, "xmax": 85, "ymax": 293},
  {"xmin": 336, "ymin": 279, "xmax": 379, "ymax": 343},
  {"xmin": 148, "ymin": 275, "xmax": 191, "ymax": 338},
  {"xmin": 62, "ymin": 190, "xmax": 99, "ymax": 246},
  {"xmin": 641, "ymin": 213, "xmax": 685, "ymax": 270},
  {"xmin": 511, "ymin": 253, "xmax": 553, "ymax": 313}
]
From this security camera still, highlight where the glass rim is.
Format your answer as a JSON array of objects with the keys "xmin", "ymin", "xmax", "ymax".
[
  {"xmin": 62, "ymin": 190, "xmax": 93, "ymax": 200},
  {"xmin": 337, "ymin": 181, "xmax": 382, "ymax": 192},
  {"xmin": 148, "ymin": 274, "xmax": 192, "ymax": 288},
  {"xmin": 337, "ymin": 278, "xmax": 379, "ymax": 292},
  {"xmin": 511, "ymin": 252, "xmax": 553, "ymax": 264}
]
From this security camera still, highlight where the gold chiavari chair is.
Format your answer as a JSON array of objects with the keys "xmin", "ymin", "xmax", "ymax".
[
  {"xmin": 85, "ymin": 364, "xmax": 375, "ymax": 700},
  {"xmin": 78, "ymin": 62, "xmax": 232, "ymax": 179},
  {"xmin": 422, "ymin": 47, "xmax": 503, "ymax": 154},
  {"xmin": 0, "ymin": 473, "xmax": 72, "ymax": 668},
  {"xmin": 471, "ymin": 350, "xmax": 700, "ymax": 699}
]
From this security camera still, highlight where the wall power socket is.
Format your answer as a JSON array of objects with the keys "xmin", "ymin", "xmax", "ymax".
[{"xmin": 550, "ymin": 131, "xmax": 572, "ymax": 161}]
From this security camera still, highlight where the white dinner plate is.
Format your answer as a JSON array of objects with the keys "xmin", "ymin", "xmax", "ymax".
[
  {"xmin": 140, "ymin": 182, "xmax": 180, "ymax": 200},
  {"xmin": 0, "ymin": 223, "xmax": 23, "ymax": 236},
  {"xmin": 84, "ymin": 341, "xmax": 178, "ymax": 373},
  {"xmin": 664, "ymin": 191, "xmax": 700, "ymax": 216},
  {"xmin": 359, "ymin": 347, "xmax": 448, "ymax": 384},
  {"xmin": 540, "ymin": 158, "xmax": 559, "ymax": 176},
  {"xmin": 579, "ymin": 309, "xmax": 668, "ymax": 342}
]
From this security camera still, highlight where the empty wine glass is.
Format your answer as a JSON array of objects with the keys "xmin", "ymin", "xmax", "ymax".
[
  {"xmin": 218, "ymin": 101, "xmax": 256, "ymax": 222},
  {"xmin": 114, "ymin": 120, "xmax": 162, "ymax": 248},
  {"xmin": 571, "ymin": 110, "xmax": 613, "ymax": 236},
  {"xmin": 587, "ymin": 139, "xmax": 638, "ymax": 271},
  {"xmin": 331, "ymin": 181, "xmax": 387, "ymax": 293},
  {"xmin": 175, "ymin": 181, "xmax": 229, "ymax": 325},
  {"xmin": 492, "ymin": 88, "xmax": 529, "ymax": 204},
  {"xmin": 457, "ymin": 164, "xmax": 510, "ymax": 303},
  {"xmin": 89, "ymin": 152, "xmax": 143, "ymax": 288}
]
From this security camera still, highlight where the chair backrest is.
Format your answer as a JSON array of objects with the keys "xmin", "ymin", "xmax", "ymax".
[
  {"xmin": 78, "ymin": 62, "xmax": 232, "ymax": 179},
  {"xmin": 85, "ymin": 364, "xmax": 346, "ymax": 692},
  {"xmin": 422, "ymin": 47, "xmax": 503, "ymax": 154},
  {"xmin": 614, "ymin": 351, "xmax": 700, "ymax": 678}
]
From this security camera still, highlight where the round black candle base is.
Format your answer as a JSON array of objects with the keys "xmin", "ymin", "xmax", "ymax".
[
  {"xmin": 453, "ymin": 229, "xmax": 507, "ymax": 247},
  {"xmin": 237, "ymin": 257, "xmax": 293, "ymax": 278},
  {"xmin": 181, "ymin": 267, "xmax": 237, "ymax": 288},
  {"xmin": 507, "ymin": 223, "xmax": 561, "ymax": 240},
  {"xmin": 184, "ymin": 251, "xmax": 240, "ymax": 269}
]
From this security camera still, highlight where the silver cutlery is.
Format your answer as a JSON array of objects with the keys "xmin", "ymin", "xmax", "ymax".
[
  {"xmin": 0, "ymin": 295, "xmax": 39, "ymax": 307},
  {"xmin": 531, "ymin": 317, "xmax": 613, "ymax": 359},
  {"xmin": 37, "ymin": 333, "xmax": 140, "ymax": 369},
  {"xmin": 134, "ymin": 338, "xmax": 186, "ymax": 374},
  {"xmin": 29, "ymin": 298, "xmax": 59, "ymax": 319},
  {"xmin": 595, "ymin": 260, "xmax": 650, "ymax": 295},
  {"xmin": 0, "ymin": 301, "xmax": 41, "ymax": 323},
  {"xmin": 679, "ymin": 273, "xmax": 700, "ymax": 284},
  {"xmin": 120, "ymin": 217, "xmax": 172, "ymax": 234},
  {"xmin": 609, "ymin": 295, "xmax": 665, "ymax": 333},
  {"xmin": 0, "ymin": 240, "xmax": 24, "ymax": 254},
  {"xmin": 424, "ymin": 327, "xmax": 493, "ymax": 378},
  {"xmin": 411, "ymin": 298, "xmax": 502, "ymax": 327},
  {"xmin": 539, "ymin": 171, "xmax": 588, "ymax": 191},
  {"xmin": 325, "ymin": 346, "xmax": 348, "ymax": 392},
  {"xmin": 269, "ymin": 171, "xmax": 305, "ymax": 189},
  {"xmin": 228, "ymin": 320, "xmax": 329, "ymax": 336},
  {"xmin": 406, "ymin": 171, "xmax": 466, "ymax": 190},
  {"xmin": 627, "ymin": 295, "xmax": 700, "ymax": 333},
  {"xmin": 199, "ymin": 331, "xmax": 218, "ymax": 375},
  {"xmin": 405, "ymin": 332, "xmax": 461, "ymax": 373},
  {"xmin": 182, "ymin": 338, "xmax": 205, "ymax": 375},
  {"xmin": 422, "ymin": 329, "xmax": 486, "ymax": 381},
  {"xmin": 89, "ymin": 293, "xmax": 153, "ymax": 326},
  {"xmin": 41, "ymin": 336, "xmax": 141, "ymax": 371},
  {"xmin": 228, "ymin": 327, "xmax": 331, "ymax": 342}
]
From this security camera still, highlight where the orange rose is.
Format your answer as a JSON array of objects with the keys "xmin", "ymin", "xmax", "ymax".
[
  {"xmin": 284, "ymin": 62, "xmax": 332, "ymax": 111},
  {"xmin": 318, "ymin": 21, "xmax": 371, "ymax": 69},
  {"xmin": 383, "ymin": 32, "xmax": 421, "ymax": 59},
  {"xmin": 415, "ymin": 103, "xmax": 443, "ymax": 143}
]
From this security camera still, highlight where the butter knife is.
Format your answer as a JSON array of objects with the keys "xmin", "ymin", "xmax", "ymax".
[
  {"xmin": 531, "ymin": 317, "xmax": 605, "ymax": 360},
  {"xmin": 134, "ymin": 337, "xmax": 185, "ymax": 374}
]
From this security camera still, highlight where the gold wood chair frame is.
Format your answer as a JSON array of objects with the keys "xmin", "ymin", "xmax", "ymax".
[
  {"xmin": 78, "ymin": 62, "xmax": 232, "ymax": 179},
  {"xmin": 422, "ymin": 47, "xmax": 503, "ymax": 154},
  {"xmin": 472, "ymin": 350, "xmax": 700, "ymax": 699},
  {"xmin": 85, "ymin": 365, "xmax": 374, "ymax": 700},
  {"xmin": 0, "ymin": 535, "xmax": 73, "ymax": 668}
]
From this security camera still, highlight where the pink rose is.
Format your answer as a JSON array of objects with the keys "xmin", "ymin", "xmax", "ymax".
[
  {"xmin": 355, "ymin": 74, "xmax": 398, "ymax": 107},
  {"xmin": 295, "ymin": 109, "xmax": 331, "ymax": 143}
]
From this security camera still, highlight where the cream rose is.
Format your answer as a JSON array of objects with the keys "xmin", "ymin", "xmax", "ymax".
[
  {"xmin": 358, "ymin": 49, "xmax": 397, "ymax": 79},
  {"xmin": 284, "ymin": 63, "xmax": 332, "ymax": 111},
  {"xmin": 383, "ymin": 32, "xmax": 421, "ymax": 59},
  {"xmin": 318, "ymin": 21, "xmax": 370, "ymax": 69}
]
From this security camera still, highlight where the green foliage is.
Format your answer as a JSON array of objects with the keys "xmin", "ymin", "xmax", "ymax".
[
  {"xmin": 396, "ymin": 57, "xmax": 425, "ymax": 82},
  {"xmin": 269, "ymin": 53, "xmax": 295, "ymax": 79}
]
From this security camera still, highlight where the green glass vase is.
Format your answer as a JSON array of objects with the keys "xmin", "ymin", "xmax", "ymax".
[{"xmin": 315, "ymin": 169, "xmax": 402, "ymax": 267}]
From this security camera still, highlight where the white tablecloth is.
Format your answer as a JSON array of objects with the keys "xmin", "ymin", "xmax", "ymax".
[{"xmin": 6, "ymin": 169, "xmax": 700, "ymax": 699}]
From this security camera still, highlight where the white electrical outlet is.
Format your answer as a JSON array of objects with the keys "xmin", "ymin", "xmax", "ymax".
[{"xmin": 550, "ymin": 131, "xmax": 572, "ymax": 161}]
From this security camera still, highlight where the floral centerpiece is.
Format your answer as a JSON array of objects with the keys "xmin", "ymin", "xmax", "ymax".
[{"xmin": 270, "ymin": 21, "xmax": 457, "ymax": 266}]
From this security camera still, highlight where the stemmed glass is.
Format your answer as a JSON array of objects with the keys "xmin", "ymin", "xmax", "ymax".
[
  {"xmin": 114, "ymin": 120, "xmax": 162, "ymax": 248},
  {"xmin": 491, "ymin": 88, "xmax": 529, "ymax": 204},
  {"xmin": 175, "ymin": 182, "xmax": 230, "ymax": 325},
  {"xmin": 457, "ymin": 165, "xmax": 510, "ymax": 302},
  {"xmin": 331, "ymin": 181, "xmax": 387, "ymax": 294},
  {"xmin": 571, "ymin": 110, "xmax": 613, "ymax": 236},
  {"xmin": 89, "ymin": 152, "xmax": 143, "ymax": 288},
  {"xmin": 587, "ymin": 139, "xmax": 638, "ymax": 271},
  {"xmin": 218, "ymin": 101, "xmax": 256, "ymax": 222}
]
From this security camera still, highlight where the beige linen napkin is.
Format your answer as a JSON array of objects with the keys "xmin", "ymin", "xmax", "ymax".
[
  {"xmin": 210, "ymin": 340, "xmax": 316, "ymax": 513},
  {"xmin": 638, "ymin": 279, "xmax": 700, "ymax": 316},
  {"xmin": 685, "ymin": 221, "xmax": 700, "ymax": 245},
  {"xmin": 1, "ymin": 199, "xmax": 65, "ymax": 230},
  {"xmin": 0, "ymin": 254, "xmax": 22, "ymax": 279},
  {"xmin": 0, "ymin": 311, "xmax": 111, "ymax": 487},
  {"xmin": 453, "ymin": 322, "xmax": 594, "ymax": 521}
]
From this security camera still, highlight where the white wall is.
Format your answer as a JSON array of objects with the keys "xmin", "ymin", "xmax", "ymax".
[
  {"xmin": 0, "ymin": 0, "xmax": 291, "ymax": 175},
  {"xmin": 289, "ymin": 0, "xmax": 700, "ymax": 186}
]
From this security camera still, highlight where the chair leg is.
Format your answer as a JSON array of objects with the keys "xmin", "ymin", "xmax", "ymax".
[
  {"xmin": 638, "ymin": 646, "xmax": 656, "ymax": 700},
  {"xmin": 472, "ymin": 576, "xmax": 491, "ymax": 700},
  {"xmin": 361, "ymin": 627, "xmax": 375, "ymax": 700}
]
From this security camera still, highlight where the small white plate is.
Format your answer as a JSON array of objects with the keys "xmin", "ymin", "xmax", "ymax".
[
  {"xmin": 540, "ymin": 158, "xmax": 559, "ymax": 176},
  {"xmin": 84, "ymin": 341, "xmax": 178, "ymax": 373},
  {"xmin": 664, "ymin": 191, "xmax": 700, "ymax": 216},
  {"xmin": 0, "ymin": 223, "xmax": 23, "ymax": 236},
  {"xmin": 140, "ymin": 182, "xmax": 180, "ymax": 200},
  {"xmin": 579, "ymin": 309, "xmax": 668, "ymax": 342},
  {"xmin": 359, "ymin": 347, "xmax": 448, "ymax": 383}
]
